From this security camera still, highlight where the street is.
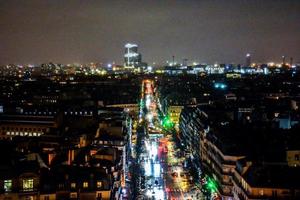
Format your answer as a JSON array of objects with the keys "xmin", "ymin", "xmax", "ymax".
[{"xmin": 133, "ymin": 79, "xmax": 203, "ymax": 200}]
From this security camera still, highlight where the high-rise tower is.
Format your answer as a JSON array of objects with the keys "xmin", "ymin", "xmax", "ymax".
[
  {"xmin": 124, "ymin": 43, "xmax": 142, "ymax": 68},
  {"xmin": 282, "ymin": 55, "xmax": 286, "ymax": 65},
  {"xmin": 245, "ymin": 53, "xmax": 251, "ymax": 67}
]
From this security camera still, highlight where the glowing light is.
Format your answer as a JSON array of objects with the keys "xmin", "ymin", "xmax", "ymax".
[
  {"xmin": 162, "ymin": 115, "xmax": 174, "ymax": 129},
  {"xmin": 145, "ymin": 95, "xmax": 151, "ymax": 107},
  {"xmin": 146, "ymin": 189, "xmax": 152, "ymax": 196},
  {"xmin": 146, "ymin": 113, "xmax": 153, "ymax": 122},
  {"xmin": 124, "ymin": 52, "xmax": 139, "ymax": 57},
  {"xmin": 150, "ymin": 143, "xmax": 158, "ymax": 157},
  {"xmin": 125, "ymin": 43, "xmax": 137, "ymax": 48},
  {"xmin": 203, "ymin": 177, "xmax": 218, "ymax": 193},
  {"xmin": 139, "ymin": 99, "xmax": 145, "ymax": 108},
  {"xmin": 214, "ymin": 83, "xmax": 227, "ymax": 89},
  {"xmin": 268, "ymin": 62, "xmax": 275, "ymax": 67},
  {"xmin": 144, "ymin": 160, "xmax": 152, "ymax": 176},
  {"xmin": 154, "ymin": 163, "xmax": 161, "ymax": 177}
]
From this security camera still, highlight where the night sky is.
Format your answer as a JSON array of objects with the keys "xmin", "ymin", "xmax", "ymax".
[{"xmin": 0, "ymin": 0, "xmax": 299, "ymax": 65}]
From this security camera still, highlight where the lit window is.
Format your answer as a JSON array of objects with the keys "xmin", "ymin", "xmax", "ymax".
[
  {"xmin": 23, "ymin": 179, "xmax": 34, "ymax": 191},
  {"xmin": 260, "ymin": 189, "xmax": 264, "ymax": 196},
  {"xmin": 97, "ymin": 181, "xmax": 102, "ymax": 188},
  {"xmin": 4, "ymin": 180, "xmax": 12, "ymax": 192},
  {"xmin": 71, "ymin": 182, "xmax": 76, "ymax": 189},
  {"xmin": 70, "ymin": 192, "xmax": 77, "ymax": 198},
  {"xmin": 83, "ymin": 182, "xmax": 88, "ymax": 188},
  {"xmin": 58, "ymin": 183, "xmax": 64, "ymax": 189}
]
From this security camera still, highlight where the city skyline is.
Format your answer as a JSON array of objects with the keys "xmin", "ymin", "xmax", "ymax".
[
  {"xmin": 1, "ymin": 1, "xmax": 300, "ymax": 200},
  {"xmin": 1, "ymin": 0, "xmax": 300, "ymax": 65}
]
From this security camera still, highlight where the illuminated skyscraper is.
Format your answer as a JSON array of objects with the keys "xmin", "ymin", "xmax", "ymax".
[
  {"xmin": 245, "ymin": 53, "xmax": 251, "ymax": 67},
  {"xmin": 124, "ymin": 43, "xmax": 142, "ymax": 68},
  {"xmin": 282, "ymin": 55, "xmax": 286, "ymax": 64}
]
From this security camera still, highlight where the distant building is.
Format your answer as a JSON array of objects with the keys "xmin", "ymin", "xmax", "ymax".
[
  {"xmin": 245, "ymin": 53, "xmax": 251, "ymax": 67},
  {"xmin": 124, "ymin": 43, "xmax": 142, "ymax": 68}
]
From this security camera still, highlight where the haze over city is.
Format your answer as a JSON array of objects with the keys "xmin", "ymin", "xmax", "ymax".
[{"xmin": 1, "ymin": 0, "xmax": 300, "ymax": 65}]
